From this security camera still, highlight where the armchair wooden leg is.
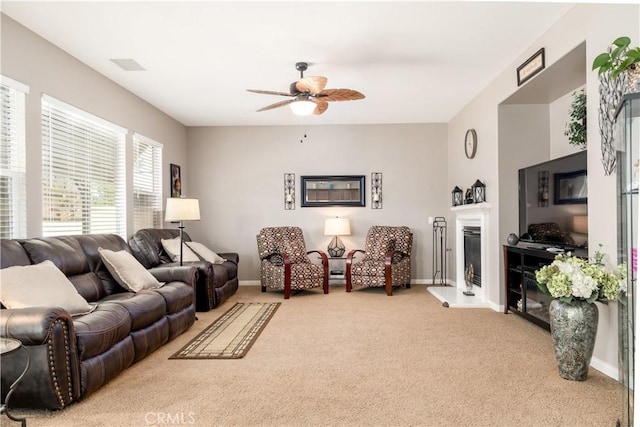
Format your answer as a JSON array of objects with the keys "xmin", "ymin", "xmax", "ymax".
[
  {"xmin": 261, "ymin": 285, "xmax": 266, "ymax": 293},
  {"xmin": 284, "ymin": 283, "xmax": 291, "ymax": 299},
  {"xmin": 385, "ymin": 263, "xmax": 392, "ymax": 296},
  {"xmin": 385, "ymin": 281, "xmax": 393, "ymax": 296}
]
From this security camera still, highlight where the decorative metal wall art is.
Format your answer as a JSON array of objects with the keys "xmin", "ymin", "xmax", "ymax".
[
  {"xmin": 371, "ymin": 172, "xmax": 382, "ymax": 209},
  {"xmin": 598, "ymin": 55, "xmax": 626, "ymax": 176},
  {"xmin": 537, "ymin": 171, "xmax": 549, "ymax": 207},
  {"xmin": 284, "ymin": 173, "xmax": 295, "ymax": 210}
]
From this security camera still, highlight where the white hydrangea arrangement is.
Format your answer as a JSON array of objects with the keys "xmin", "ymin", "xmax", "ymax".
[{"xmin": 536, "ymin": 250, "xmax": 626, "ymax": 303}]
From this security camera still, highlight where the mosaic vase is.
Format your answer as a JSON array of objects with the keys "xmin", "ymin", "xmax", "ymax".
[
  {"xmin": 549, "ymin": 299, "xmax": 598, "ymax": 381},
  {"xmin": 625, "ymin": 64, "xmax": 640, "ymax": 94}
]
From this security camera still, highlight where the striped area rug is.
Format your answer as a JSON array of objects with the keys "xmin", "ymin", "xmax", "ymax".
[{"xmin": 170, "ymin": 302, "xmax": 280, "ymax": 359}]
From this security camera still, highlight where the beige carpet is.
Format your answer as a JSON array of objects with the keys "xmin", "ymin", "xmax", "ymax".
[
  {"xmin": 170, "ymin": 302, "xmax": 280, "ymax": 359},
  {"xmin": 6, "ymin": 285, "xmax": 622, "ymax": 427}
]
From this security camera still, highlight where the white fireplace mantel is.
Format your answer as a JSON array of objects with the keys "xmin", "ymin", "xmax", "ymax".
[
  {"xmin": 427, "ymin": 203, "xmax": 492, "ymax": 307},
  {"xmin": 451, "ymin": 203, "xmax": 491, "ymax": 304}
]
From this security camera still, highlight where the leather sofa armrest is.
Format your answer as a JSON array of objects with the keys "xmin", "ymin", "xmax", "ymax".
[
  {"xmin": 0, "ymin": 307, "xmax": 81, "ymax": 408},
  {"xmin": 148, "ymin": 265, "xmax": 198, "ymax": 288},
  {"xmin": 0, "ymin": 306, "xmax": 74, "ymax": 346},
  {"xmin": 219, "ymin": 252, "xmax": 239, "ymax": 265}
]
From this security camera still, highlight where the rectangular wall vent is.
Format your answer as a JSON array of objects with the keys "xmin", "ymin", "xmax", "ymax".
[{"xmin": 110, "ymin": 59, "xmax": 146, "ymax": 71}]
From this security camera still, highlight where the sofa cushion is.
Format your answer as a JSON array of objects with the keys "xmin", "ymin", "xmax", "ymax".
[
  {"xmin": 210, "ymin": 264, "xmax": 230, "ymax": 288},
  {"xmin": 100, "ymin": 292, "xmax": 167, "ymax": 331},
  {"xmin": 98, "ymin": 248, "xmax": 163, "ymax": 292},
  {"xmin": 150, "ymin": 282, "xmax": 194, "ymax": 314},
  {"xmin": 20, "ymin": 237, "xmax": 90, "ymax": 276},
  {"xmin": 73, "ymin": 303, "xmax": 131, "ymax": 360},
  {"xmin": 0, "ymin": 260, "xmax": 96, "ymax": 316},
  {"xmin": 161, "ymin": 237, "xmax": 200, "ymax": 263},
  {"xmin": 129, "ymin": 228, "xmax": 185, "ymax": 268},
  {"xmin": 185, "ymin": 241, "xmax": 226, "ymax": 263},
  {"xmin": 0, "ymin": 239, "xmax": 31, "ymax": 269}
]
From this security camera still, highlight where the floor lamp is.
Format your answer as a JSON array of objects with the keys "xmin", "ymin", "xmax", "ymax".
[{"xmin": 164, "ymin": 197, "xmax": 201, "ymax": 266}]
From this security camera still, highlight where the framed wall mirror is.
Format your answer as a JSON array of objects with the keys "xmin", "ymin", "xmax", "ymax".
[{"xmin": 301, "ymin": 175, "xmax": 365, "ymax": 207}]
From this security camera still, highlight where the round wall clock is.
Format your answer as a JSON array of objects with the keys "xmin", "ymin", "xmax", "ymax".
[{"xmin": 465, "ymin": 129, "xmax": 477, "ymax": 159}]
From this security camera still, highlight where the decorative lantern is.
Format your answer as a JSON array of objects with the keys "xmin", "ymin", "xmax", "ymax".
[
  {"xmin": 452, "ymin": 186, "xmax": 463, "ymax": 206},
  {"xmin": 472, "ymin": 180, "xmax": 486, "ymax": 203}
]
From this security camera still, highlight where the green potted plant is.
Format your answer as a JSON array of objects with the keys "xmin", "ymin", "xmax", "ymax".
[
  {"xmin": 564, "ymin": 89, "xmax": 586, "ymax": 149},
  {"xmin": 592, "ymin": 36, "xmax": 640, "ymax": 78}
]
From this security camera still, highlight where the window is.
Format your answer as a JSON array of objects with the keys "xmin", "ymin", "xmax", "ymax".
[
  {"xmin": 133, "ymin": 133, "xmax": 163, "ymax": 231},
  {"xmin": 42, "ymin": 95, "xmax": 126, "ymax": 237},
  {"xmin": 0, "ymin": 76, "xmax": 28, "ymax": 239}
]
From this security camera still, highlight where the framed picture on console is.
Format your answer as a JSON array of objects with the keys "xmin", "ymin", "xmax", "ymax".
[
  {"xmin": 170, "ymin": 163, "xmax": 181, "ymax": 198},
  {"xmin": 554, "ymin": 169, "xmax": 587, "ymax": 204}
]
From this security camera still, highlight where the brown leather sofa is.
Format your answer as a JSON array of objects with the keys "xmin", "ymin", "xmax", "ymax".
[
  {"xmin": 129, "ymin": 228, "xmax": 238, "ymax": 310},
  {"xmin": 0, "ymin": 234, "xmax": 197, "ymax": 410}
]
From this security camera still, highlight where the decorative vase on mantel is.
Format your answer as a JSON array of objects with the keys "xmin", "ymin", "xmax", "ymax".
[{"xmin": 549, "ymin": 299, "xmax": 598, "ymax": 381}]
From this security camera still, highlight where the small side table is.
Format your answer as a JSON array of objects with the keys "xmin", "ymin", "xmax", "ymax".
[
  {"xmin": 1, "ymin": 337, "xmax": 30, "ymax": 427},
  {"xmin": 328, "ymin": 256, "xmax": 347, "ymax": 285}
]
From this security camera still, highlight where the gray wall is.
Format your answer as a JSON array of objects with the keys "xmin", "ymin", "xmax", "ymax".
[
  {"xmin": 186, "ymin": 124, "xmax": 448, "ymax": 282},
  {"xmin": 449, "ymin": 3, "xmax": 639, "ymax": 378},
  {"xmin": 1, "ymin": 14, "xmax": 189, "ymax": 238}
]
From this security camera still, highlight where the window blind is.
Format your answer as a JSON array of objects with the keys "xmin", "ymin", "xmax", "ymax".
[
  {"xmin": 42, "ymin": 95, "xmax": 126, "ymax": 237},
  {"xmin": 133, "ymin": 133, "xmax": 163, "ymax": 231},
  {"xmin": 0, "ymin": 76, "xmax": 29, "ymax": 239}
]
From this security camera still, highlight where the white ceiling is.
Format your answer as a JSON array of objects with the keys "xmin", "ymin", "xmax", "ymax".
[{"xmin": 2, "ymin": 1, "xmax": 581, "ymax": 127}]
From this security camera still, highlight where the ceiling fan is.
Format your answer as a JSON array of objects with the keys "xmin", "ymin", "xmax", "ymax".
[{"xmin": 247, "ymin": 62, "xmax": 365, "ymax": 116}]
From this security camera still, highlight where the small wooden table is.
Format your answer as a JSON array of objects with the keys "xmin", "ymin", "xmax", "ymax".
[{"xmin": 1, "ymin": 337, "xmax": 29, "ymax": 426}]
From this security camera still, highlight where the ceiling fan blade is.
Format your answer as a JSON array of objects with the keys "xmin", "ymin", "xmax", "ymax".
[
  {"xmin": 318, "ymin": 88, "xmax": 365, "ymax": 102},
  {"xmin": 296, "ymin": 76, "xmax": 328, "ymax": 95},
  {"xmin": 256, "ymin": 99, "xmax": 296, "ymax": 112},
  {"xmin": 247, "ymin": 89, "xmax": 293, "ymax": 97},
  {"xmin": 312, "ymin": 99, "xmax": 329, "ymax": 115}
]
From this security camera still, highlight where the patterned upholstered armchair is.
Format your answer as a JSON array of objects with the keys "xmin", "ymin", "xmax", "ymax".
[
  {"xmin": 256, "ymin": 227, "xmax": 329, "ymax": 299},
  {"xmin": 346, "ymin": 226, "xmax": 413, "ymax": 296}
]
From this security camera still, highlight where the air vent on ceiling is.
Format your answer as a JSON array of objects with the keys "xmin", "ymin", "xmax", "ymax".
[{"xmin": 110, "ymin": 59, "xmax": 146, "ymax": 71}]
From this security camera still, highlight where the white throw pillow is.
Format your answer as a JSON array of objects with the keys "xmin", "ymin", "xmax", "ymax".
[
  {"xmin": 185, "ymin": 241, "xmax": 226, "ymax": 264},
  {"xmin": 99, "ymin": 248, "xmax": 163, "ymax": 292},
  {"xmin": 161, "ymin": 237, "xmax": 200, "ymax": 263},
  {"xmin": 0, "ymin": 260, "xmax": 95, "ymax": 316}
]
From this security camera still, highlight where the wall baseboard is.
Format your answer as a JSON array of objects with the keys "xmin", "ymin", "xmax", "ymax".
[
  {"xmin": 590, "ymin": 357, "xmax": 618, "ymax": 381},
  {"xmin": 241, "ymin": 279, "xmax": 459, "ymax": 287}
]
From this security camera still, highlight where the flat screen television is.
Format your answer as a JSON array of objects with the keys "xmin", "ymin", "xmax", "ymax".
[{"xmin": 518, "ymin": 150, "xmax": 588, "ymax": 249}]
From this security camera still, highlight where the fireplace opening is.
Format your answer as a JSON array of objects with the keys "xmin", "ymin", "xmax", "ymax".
[{"xmin": 463, "ymin": 226, "xmax": 481, "ymax": 287}]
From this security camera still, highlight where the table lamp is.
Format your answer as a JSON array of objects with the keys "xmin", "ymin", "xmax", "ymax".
[
  {"xmin": 324, "ymin": 217, "xmax": 351, "ymax": 257},
  {"xmin": 164, "ymin": 197, "xmax": 201, "ymax": 265},
  {"xmin": 571, "ymin": 215, "xmax": 588, "ymax": 247}
]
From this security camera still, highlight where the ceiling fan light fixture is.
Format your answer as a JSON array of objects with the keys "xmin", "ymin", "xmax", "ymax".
[{"xmin": 289, "ymin": 99, "xmax": 316, "ymax": 116}]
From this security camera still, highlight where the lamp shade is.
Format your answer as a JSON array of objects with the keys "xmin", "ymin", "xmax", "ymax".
[
  {"xmin": 324, "ymin": 217, "xmax": 351, "ymax": 236},
  {"xmin": 165, "ymin": 198, "xmax": 201, "ymax": 222},
  {"xmin": 572, "ymin": 215, "xmax": 588, "ymax": 234},
  {"xmin": 289, "ymin": 100, "xmax": 316, "ymax": 116}
]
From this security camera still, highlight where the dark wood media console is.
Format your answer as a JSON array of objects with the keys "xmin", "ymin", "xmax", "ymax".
[{"xmin": 503, "ymin": 244, "xmax": 587, "ymax": 331}]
